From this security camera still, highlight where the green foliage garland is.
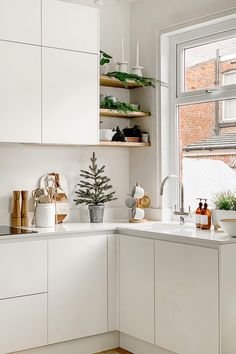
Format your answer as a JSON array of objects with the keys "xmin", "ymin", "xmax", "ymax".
[
  {"xmin": 107, "ymin": 71, "xmax": 168, "ymax": 88},
  {"xmin": 100, "ymin": 99, "xmax": 141, "ymax": 114}
]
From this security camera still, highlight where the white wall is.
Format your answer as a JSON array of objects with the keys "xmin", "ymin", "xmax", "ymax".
[
  {"xmin": 0, "ymin": 0, "xmax": 131, "ymax": 224},
  {"xmin": 129, "ymin": 0, "xmax": 236, "ymax": 216},
  {"xmin": 0, "ymin": 144, "xmax": 130, "ymax": 223}
]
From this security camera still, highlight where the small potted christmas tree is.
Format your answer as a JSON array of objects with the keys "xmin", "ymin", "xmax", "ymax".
[{"xmin": 74, "ymin": 152, "xmax": 117, "ymax": 223}]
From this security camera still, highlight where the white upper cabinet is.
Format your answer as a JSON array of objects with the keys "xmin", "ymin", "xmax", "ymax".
[
  {"xmin": 0, "ymin": 41, "xmax": 41, "ymax": 143},
  {"xmin": 42, "ymin": 0, "xmax": 99, "ymax": 53},
  {"xmin": 155, "ymin": 241, "xmax": 219, "ymax": 354},
  {"xmin": 42, "ymin": 47, "xmax": 98, "ymax": 145},
  {"xmin": 0, "ymin": 1, "xmax": 99, "ymax": 145},
  {"xmin": 119, "ymin": 236, "xmax": 155, "ymax": 344},
  {"xmin": 48, "ymin": 236, "xmax": 107, "ymax": 344},
  {"xmin": 0, "ymin": 0, "xmax": 41, "ymax": 44}
]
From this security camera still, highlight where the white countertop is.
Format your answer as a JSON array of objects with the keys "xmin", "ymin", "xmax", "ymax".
[{"xmin": 0, "ymin": 221, "xmax": 234, "ymax": 247}]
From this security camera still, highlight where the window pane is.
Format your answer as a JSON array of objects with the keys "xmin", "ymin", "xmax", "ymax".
[
  {"xmin": 222, "ymin": 98, "xmax": 236, "ymax": 121},
  {"xmin": 178, "ymin": 101, "xmax": 236, "ymax": 210},
  {"xmin": 183, "ymin": 37, "xmax": 236, "ymax": 92}
]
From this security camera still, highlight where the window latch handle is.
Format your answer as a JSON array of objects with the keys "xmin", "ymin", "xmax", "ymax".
[{"xmin": 205, "ymin": 88, "xmax": 218, "ymax": 94}]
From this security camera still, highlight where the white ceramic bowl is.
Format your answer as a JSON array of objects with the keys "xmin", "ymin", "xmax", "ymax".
[
  {"xmin": 100, "ymin": 129, "xmax": 115, "ymax": 141},
  {"xmin": 219, "ymin": 219, "xmax": 236, "ymax": 237},
  {"xmin": 212, "ymin": 209, "xmax": 236, "ymax": 228}
]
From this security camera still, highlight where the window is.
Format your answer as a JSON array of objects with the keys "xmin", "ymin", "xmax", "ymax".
[
  {"xmin": 161, "ymin": 15, "xmax": 236, "ymax": 212},
  {"xmin": 223, "ymin": 71, "xmax": 236, "ymax": 121},
  {"xmin": 183, "ymin": 37, "xmax": 236, "ymax": 93}
]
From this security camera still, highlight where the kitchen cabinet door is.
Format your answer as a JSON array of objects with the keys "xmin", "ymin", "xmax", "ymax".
[
  {"xmin": 155, "ymin": 241, "xmax": 219, "ymax": 354},
  {"xmin": 42, "ymin": 0, "xmax": 98, "ymax": 53},
  {"xmin": 0, "ymin": 41, "xmax": 41, "ymax": 143},
  {"xmin": 48, "ymin": 235, "xmax": 107, "ymax": 344},
  {"xmin": 108, "ymin": 234, "xmax": 119, "ymax": 331},
  {"xmin": 42, "ymin": 47, "xmax": 99, "ymax": 145},
  {"xmin": 119, "ymin": 235, "xmax": 155, "ymax": 344},
  {"xmin": 0, "ymin": 0, "xmax": 41, "ymax": 45},
  {"xmin": 0, "ymin": 294, "xmax": 47, "ymax": 354},
  {"xmin": 0, "ymin": 240, "xmax": 47, "ymax": 299}
]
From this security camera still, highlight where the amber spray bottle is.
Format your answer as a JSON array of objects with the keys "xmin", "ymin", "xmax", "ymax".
[{"xmin": 200, "ymin": 199, "xmax": 212, "ymax": 230}]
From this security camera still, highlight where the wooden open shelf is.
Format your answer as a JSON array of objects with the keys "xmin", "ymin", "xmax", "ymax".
[
  {"xmin": 99, "ymin": 141, "xmax": 151, "ymax": 147},
  {"xmin": 100, "ymin": 108, "xmax": 150, "ymax": 118},
  {"xmin": 100, "ymin": 75, "xmax": 143, "ymax": 89}
]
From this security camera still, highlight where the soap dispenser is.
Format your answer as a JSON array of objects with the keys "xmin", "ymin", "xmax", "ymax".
[
  {"xmin": 195, "ymin": 198, "xmax": 203, "ymax": 228},
  {"xmin": 200, "ymin": 199, "xmax": 212, "ymax": 230}
]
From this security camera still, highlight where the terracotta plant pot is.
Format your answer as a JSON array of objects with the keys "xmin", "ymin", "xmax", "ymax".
[{"xmin": 88, "ymin": 204, "xmax": 105, "ymax": 223}]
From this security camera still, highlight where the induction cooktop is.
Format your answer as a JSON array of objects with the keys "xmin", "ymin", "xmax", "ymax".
[{"xmin": 0, "ymin": 226, "xmax": 38, "ymax": 236}]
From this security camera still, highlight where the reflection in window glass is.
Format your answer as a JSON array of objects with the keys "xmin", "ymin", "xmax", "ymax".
[
  {"xmin": 183, "ymin": 37, "xmax": 236, "ymax": 92},
  {"xmin": 179, "ymin": 102, "xmax": 236, "ymax": 210},
  {"xmin": 223, "ymin": 72, "xmax": 236, "ymax": 121}
]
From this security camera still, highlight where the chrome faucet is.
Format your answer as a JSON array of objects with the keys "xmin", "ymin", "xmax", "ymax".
[{"xmin": 160, "ymin": 175, "xmax": 190, "ymax": 225}]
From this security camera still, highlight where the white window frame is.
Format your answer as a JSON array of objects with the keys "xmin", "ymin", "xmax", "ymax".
[
  {"xmin": 176, "ymin": 28, "xmax": 236, "ymax": 100},
  {"xmin": 160, "ymin": 13, "xmax": 236, "ymax": 213}
]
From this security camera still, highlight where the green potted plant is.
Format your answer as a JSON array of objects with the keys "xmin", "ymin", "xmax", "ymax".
[
  {"xmin": 74, "ymin": 152, "xmax": 117, "ymax": 223},
  {"xmin": 212, "ymin": 191, "xmax": 236, "ymax": 229},
  {"xmin": 100, "ymin": 50, "xmax": 112, "ymax": 75}
]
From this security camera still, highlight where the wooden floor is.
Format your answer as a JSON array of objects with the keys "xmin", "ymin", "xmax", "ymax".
[{"xmin": 95, "ymin": 348, "xmax": 133, "ymax": 354}]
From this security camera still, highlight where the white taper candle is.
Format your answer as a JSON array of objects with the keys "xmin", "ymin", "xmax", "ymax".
[
  {"xmin": 136, "ymin": 41, "xmax": 140, "ymax": 67},
  {"xmin": 121, "ymin": 37, "xmax": 125, "ymax": 62}
]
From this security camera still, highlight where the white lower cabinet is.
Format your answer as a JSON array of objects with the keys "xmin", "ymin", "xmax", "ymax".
[
  {"xmin": 0, "ymin": 294, "xmax": 47, "ymax": 354},
  {"xmin": 119, "ymin": 235, "xmax": 155, "ymax": 344},
  {"xmin": 108, "ymin": 234, "xmax": 119, "ymax": 331},
  {"xmin": 0, "ymin": 234, "xmax": 223, "ymax": 354},
  {"xmin": 155, "ymin": 241, "xmax": 219, "ymax": 354},
  {"xmin": 0, "ymin": 240, "xmax": 47, "ymax": 299},
  {"xmin": 0, "ymin": 240, "xmax": 47, "ymax": 354},
  {"xmin": 48, "ymin": 236, "xmax": 108, "ymax": 344}
]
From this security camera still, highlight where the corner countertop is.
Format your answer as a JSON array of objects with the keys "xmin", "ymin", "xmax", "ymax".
[{"xmin": 0, "ymin": 221, "xmax": 235, "ymax": 248}]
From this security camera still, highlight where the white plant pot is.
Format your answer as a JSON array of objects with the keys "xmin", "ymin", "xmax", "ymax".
[{"xmin": 212, "ymin": 209, "xmax": 236, "ymax": 229}]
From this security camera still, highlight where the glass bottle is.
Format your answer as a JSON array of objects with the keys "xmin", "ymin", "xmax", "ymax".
[
  {"xmin": 195, "ymin": 198, "xmax": 203, "ymax": 228},
  {"xmin": 201, "ymin": 199, "xmax": 212, "ymax": 230}
]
